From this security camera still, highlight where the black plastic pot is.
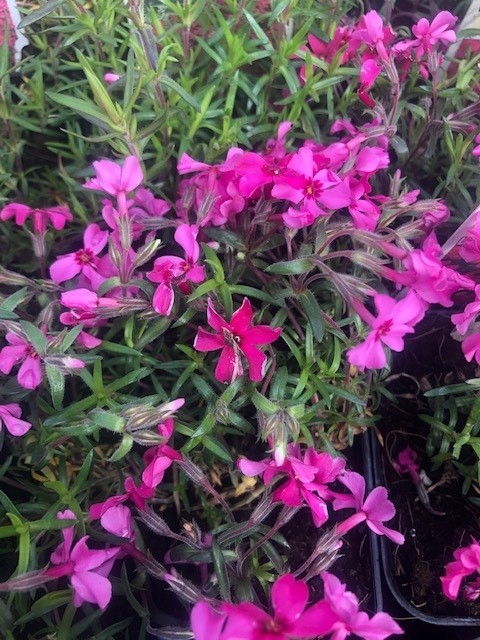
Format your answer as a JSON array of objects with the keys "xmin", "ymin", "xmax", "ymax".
[{"xmin": 364, "ymin": 428, "xmax": 480, "ymax": 633}]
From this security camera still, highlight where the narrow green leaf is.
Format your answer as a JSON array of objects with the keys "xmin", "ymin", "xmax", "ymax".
[
  {"xmin": 18, "ymin": 0, "xmax": 66, "ymax": 28},
  {"xmin": 211, "ymin": 538, "xmax": 231, "ymax": 602},
  {"xmin": 108, "ymin": 435, "xmax": 134, "ymax": 462},
  {"xmin": 19, "ymin": 321, "xmax": 47, "ymax": 355},
  {"xmin": 299, "ymin": 290, "xmax": 324, "ymax": 342},
  {"xmin": 159, "ymin": 76, "xmax": 200, "ymax": 110},
  {"xmin": 265, "ymin": 257, "xmax": 314, "ymax": 275},
  {"xmin": 46, "ymin": 364, "xmax": 65, "ymax": 410}
]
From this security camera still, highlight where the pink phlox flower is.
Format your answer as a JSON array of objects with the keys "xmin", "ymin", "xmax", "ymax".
[
  {"xmin": 421, "ymin": 201, "xmax": 450, "ymax": 229},
  {"xmin": 441, "ymin": 539, "xmax": 480, "ymax": 600},
  {"xmin": 0, "ymin": 331, "xmax": 44, "ymax": 389},
  {"xmin": 235, "ymin": 152, "xmax": 292, "ymax": 199},
  {"xmin": 60, "ymin": 288, "xmax": 120, "ymax": 327},
  {"xmin": 333, "ymin": 471, "xmax": 405, "ymax": 544},
  {"xmin": 100, "ymin": 504, "xmax": 136, "ymax": 557},
  {"xmin": 46, "ymin": 510, "xmax": 120, "ymax": 609},
  {"xmin": 354, "ymin": 147, "xmax": 390, "ymax": 175},
  {"xmin": 220, "ymin": 573, "xmax": 338, "ymax": 639},
  {"xmin": 344, "ymin": 177, "xmax": 380, "ymax": 231},
  {"xmin": 358, "ymin": 59, "xmax": 382, "ymax": 108},
  {"xmin": 100, "ymin": 504, "xmax": 134, "ymax": 539},
  {"xmin": 129, "ymin": 187, "xmax": 170, "ymax": 226},
  {"xmin": 177, "ymin": 153, "xmax": 245, "ymax": 227},
  {"xmin": 459, "ymin": 333, "xmax": 480, "ymax": 365},
  {"xmin": 298, "ymin": 28, "xmax": 354, "ymax": 83},
  {"xmin": 391, "ymin": 447, "xmax": 421, "ymax": 483},
  {"xmin": 307, "ymin": 140, "xmax": 350, "ymax": 172},
  {"xmin": 191, "ymin": 602, "xmax": 227, "ymax": 640},
  {"xmin": 459, "ymin": 215, "xmax": 480, "ymax": 264},
  {"xmin": 239, "ymin": 446, "xmax": 344, "ymax": 527},
  {"xmin": 272, "ymin": 147, "xmax": 351, "ymax": 220},
  {"xmin": 84, "ymin": 156, "xmax": 143, "ymax": 197},
  {"xmin": 0, "ymin": 203, "xmax": 72, "ymax": 234},
  {"xmin": 90, "ymin": 477, "xmax": 154, "ymax": 520},
  {"xmin": 142, "ymin": 418, "xmax": 183, "ymax": 489},
  {"xmin": 451, "ymin": 286, "xmax": 480, "ymax": 335},
  {"xmin": 348, "ymin": 10, "xmax": 395, "ymax": 61},
  {"xmin": 49, "ymin": 223, "xmax": 109, "ymax": 289},
  {"xmin": 264, "ymin": 121, "xmax": 293, "ymax": 157},
  {"xmin": 389, "ymin": 233, "xmax": 475, "ymax": 306},
  {"xmin": 411, "ymin": 11, "xmax": 457, "ymax": 55},
  {"xmin": 347, "ymin": 290, "xmax": 426, "ymax": 371},
  {"xmin": 147, "ymin": 224, "xmax": 206, "ymax": 315},
  {"xmin": 318, "ymin": 571, "xmax": 404, "ymax": 640},
  {"xmin": 0, "ymin": 403, "xmax": 32, "ymax": 436},
  {"xmin": 194, "ymin": 297, "xmax": 281, "ymax": 384}
]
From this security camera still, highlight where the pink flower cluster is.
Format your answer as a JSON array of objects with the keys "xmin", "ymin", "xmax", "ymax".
[
  {"xmin": 301, "ymin": 10, "xmax": 457, "ymax": 106},
  {"xmin": 441, "ymin": 540, "xmax": 480, "ymax": 602},
  {"xmin": 239, "ymin": 445, "xmax": 404, "ymax": 544},
  {"xmin": 191, "ymin": 573, "xmax": 403, "ymax": 640}
]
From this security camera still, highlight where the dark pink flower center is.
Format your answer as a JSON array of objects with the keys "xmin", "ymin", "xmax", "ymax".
[
  {"xmin": 304, "ymin": 179, "xmax": 322, "ymax": 199},
  {"xmin": 263, "ymin": 159, "xmax": 283, "ymax": 176},
  {"xmin": 261, "ymin": 617, "xmax": 287, "ymax": 634},
  {"xmin": 375, "ymin": 319, "xmax": 393, "ymax": 339},
  {"xmin": 27, "ymin": 346, "xmax": 39, "ymax": 359},
  {"xmin": 75, "ymin": 248, "xmax": 95, "ymax": 265}
]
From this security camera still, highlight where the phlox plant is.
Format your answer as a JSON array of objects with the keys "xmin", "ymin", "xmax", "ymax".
[{"xmin": 1, "ymin": 1, "xmax": 480, "ymax": 638}]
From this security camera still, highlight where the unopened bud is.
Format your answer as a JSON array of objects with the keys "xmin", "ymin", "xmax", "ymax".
[
  {"xmin": 260, "ymin": 408, "xmax": 300, "ymax": 466},
  {"xmin": 139, "ymin": 508, "xmax": 175, "ymax": 537},
  {"xmin": 0, "ymin": 266, "xmax": 33, "ymax": 287},
  {"xmin": 164, "ymin": 571, "xmax": 203, "ymax": 604},
  {"xmin": 133, "ymin": 238, "xmax": 162, "ymax": 269},
  {"xmin": 196, "ymin": 190, "xmax": 217, "ymax": 225}
]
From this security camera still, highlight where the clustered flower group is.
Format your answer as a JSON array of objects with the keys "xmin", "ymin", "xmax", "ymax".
[{"xmin": 0, "ymin": 5, "xmax": 478, "ymax": 638}]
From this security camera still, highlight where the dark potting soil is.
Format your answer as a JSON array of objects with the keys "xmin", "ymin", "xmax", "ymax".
[
  {"xmin": 281, "ymin": 508, "xmax": 373, "ymax": 610},
  {"xmin": 377, "ymin": 310, "xmax": 480, "ymax": 619}
]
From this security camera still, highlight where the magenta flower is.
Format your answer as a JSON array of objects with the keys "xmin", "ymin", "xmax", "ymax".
[
  {"xmin": 45, "ymin": 510, "xmax": 120, "ymax": 609},
  {"xmin": 272, "ymin": 147, "xmax": 351, "ymax": 224},
  {"xmin": 411, "ymin": 11, "xmax": 457, "ymax": 53},
  {"xmin": 142, "ymin": 418, "xmax": 183, "ymax": 489},
  {"xmin": 333, "ymin": 471, "xmax": 405, "ymax": 544},
  {"xmin": 89, "ymin": 477, "xmax": 155, "ymax": 519},
  {"xmin": 220, "ymin": 574, "xmax": 337, "ymax": 639},
  {"xmin": 147, "ymin": 224, "xmax": 206, "ymax": 315},
  {"xmin": 100, "ymin": 504, "xmax": 134, "ymax": 540},
  {"xmin": 0, "ymin": 203, "xmax": 72, "ymax": 234},
  {"xmin": 191, "ymin": 601, "xmax": 227, "ymax": 640},
  {"xmin": 384, "ymin": 233, "xmax": 475, "ymax": 307},
  {"xmin": 358, "ymin": 59, "xmax": 382, "ymax": 108},
  {"xmin": 441, "ymin": 540, "xmax": 480, "ymax": 600},
  {"xmin": 318, "ymin": 571, "xmax": 403, "ymax": 640},
  {"xmin": 194, "ymin": 298, "xmax": 281, "ymax": 383},
  {"xmin": 347, "ymin": 290, "xmax": 426, "ymax": 370},
  {"xmin": 239, "ymin": 445, "xmax": 345, "ymax": 527},
  {"xmin": 0, "ymin": 403, "xmax": 32, "ymax": 436},
  {"xmin": 50, "ymin": 223, "xmax": 109, "ymax": 288},
  {"xmin": 0, "ymin": 332, "xmax": 43, "ymax": 389},
  {"xmin": 84, "ymin": 156, "xmax": 143, "ymax": 198}
]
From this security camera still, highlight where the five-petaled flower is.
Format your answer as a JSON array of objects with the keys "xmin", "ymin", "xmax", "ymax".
[
  {"xmin": 333, "ymin": 471, "xmax": 405, "ymax": 544},
  {"xmin": 194, "ymin": 298, "xmax": 281, "ymax": 384},
  {"xmin": 45, "ymin": 510, "xmax": 120, "ymax": 609},
  {"xmin": 347, "ymin": 290, "xmax": 426, "ymax": 370}
]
